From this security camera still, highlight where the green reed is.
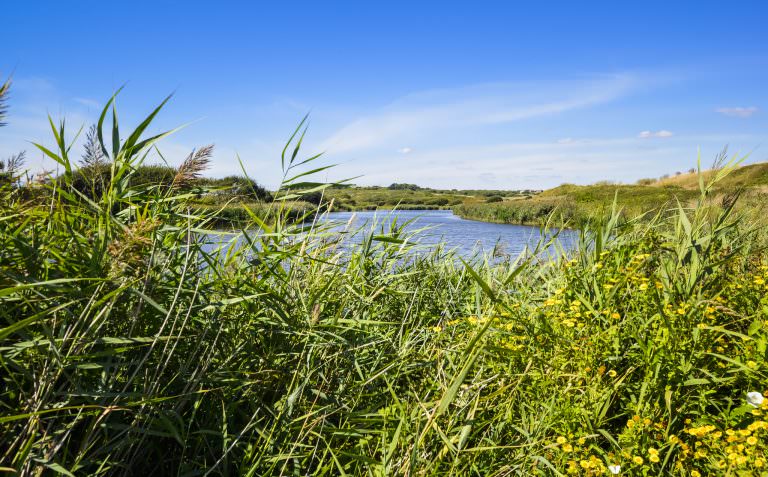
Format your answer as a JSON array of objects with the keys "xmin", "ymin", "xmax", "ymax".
[{"xmin": 1, "ymin": 90, "xmax": 767, "ymax": 476}]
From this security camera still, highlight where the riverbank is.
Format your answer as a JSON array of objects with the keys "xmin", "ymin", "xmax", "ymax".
[{"xmin": 453, "ymin": 162, "xmax": 768, "ymax": 227}]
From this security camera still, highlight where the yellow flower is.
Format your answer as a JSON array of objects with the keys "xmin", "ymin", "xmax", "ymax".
[
  {"xmin": 648, "ymin": 448, "xmax": 658, "ymax": 455},
  {"xmin": 611, "ymin": 312, "xmax": 621, "ymax": 319},
  {"xmin": 632, "ymin": 456, "xmax": 643, "ymax": 465},
  {"xmin": 562, "ymin": 443, "xmax": 573, "ymax": 452},
  {"xmin": 608, "ymin": 369, "xmax": 617, "ymax": 377},
  {"xmin": 691, "ymin": 471, "xmax": 701, "ymax": 477},
  {"xmin": 747, "ymin": 436, "xmax": 758, "ymax": 445},
  {"xmin": 649, "ymin": 454, "xmax": 660, "ymax": 463},
  {"xmin": 556, "ymin": 436, "xmax": 567, "ymax": 444},
  {"xmin": 756, "ymin": 458, "xmax": 764, "ymax": 468}
]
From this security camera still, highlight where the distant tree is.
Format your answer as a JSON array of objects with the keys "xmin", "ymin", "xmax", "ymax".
[
  {"xmin": 485, "ymin": 195, "xmax": 503, "ymax": 203},
  {"xmin": 301, "ymin": 191, "xmax": 324, "ymax": 205},
  {"xmin": 198, "ymin": 175, "xmax": 272, "ymax": 201},
  {"xmin": 388, "ymin": 183, "xmax": 421, "ymax": 190}
]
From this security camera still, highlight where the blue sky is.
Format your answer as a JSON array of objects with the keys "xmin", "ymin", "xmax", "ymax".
[{"xmin": 2, "ymin": 1, "xmax": 767, "ymax": 189}]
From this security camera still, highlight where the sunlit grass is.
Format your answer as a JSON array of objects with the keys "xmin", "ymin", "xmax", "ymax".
[{"xmin": 1, "ymin": 91, "xmax": 767, "ymax": 475}]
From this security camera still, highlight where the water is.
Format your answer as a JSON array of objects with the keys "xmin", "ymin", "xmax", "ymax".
[
  {"xmin": 313, "ymin": 209, "xmax": 577, "ymax": 259},
  {"xmin": 204, "ymin": 210, "xmax": 578, "ymax": 261}
]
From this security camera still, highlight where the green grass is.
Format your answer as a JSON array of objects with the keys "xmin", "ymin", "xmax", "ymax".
[
  {"xmin": 454, "ymin": 161, "xmax": 768, "ymax": 227},
  {"xmin": 324, "ymin": 185, "xmax": 534, "ymax": 211},
  {"xmin": 2, "ymin": 90, "xmax": 768, "ymax": 476}
]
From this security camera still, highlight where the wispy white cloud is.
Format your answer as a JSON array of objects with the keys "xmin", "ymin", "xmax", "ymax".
[
  {"xmin": 716, "ymin": 106, "xmax": 758, "ymax": 118},
  {"xmin": 73, "ymin": 97, "xmax": 101, "ymax": 109},
  {"xmin": 327, "ymin": 132, "xmax": 758, "ymax": 189},
  {"xmin": 638, "ymin": 130, "xmax": 673, "ymax": 138},
  {"xmin": 397, "ymin": 147, "xmax": 412, "ymax": 154},
  {"xmin": 320, "ymin": 74, "xmax": 644, "ymax": 154}
]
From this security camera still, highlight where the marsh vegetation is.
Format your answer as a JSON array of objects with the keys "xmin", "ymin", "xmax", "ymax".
[{"xmin": 2, "ymin": 84, "xmax": 768, "ymax": 475}]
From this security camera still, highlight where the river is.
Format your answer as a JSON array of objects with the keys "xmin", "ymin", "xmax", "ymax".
[{"xmin": 312, "ymin": 209, "xmax": 578, "ymax": 259}]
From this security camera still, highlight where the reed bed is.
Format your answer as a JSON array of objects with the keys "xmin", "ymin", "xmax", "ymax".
[{"xmin": 1, "ymin": 92, "xmax": 767, "ymax": 476}]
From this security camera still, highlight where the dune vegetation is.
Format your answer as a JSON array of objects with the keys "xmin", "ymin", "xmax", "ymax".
[
  {"xmin": 323, "ymin": 184, "xmax": 535, "ymax": 211},
  {"xmin": 454, "ymin": 159, "xmax": 768, "ymax": 228},
  {"xmin": 2, "ymin": 86, "xmax": 768, "ymax": 476}
]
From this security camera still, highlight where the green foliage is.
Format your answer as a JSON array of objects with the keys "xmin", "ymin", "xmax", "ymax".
[
  {"xmin": 457, "ymin": 160, "xmax": 768, "ymax": 227},
  {"xmin": 2, "ymin": 92, "xmax": 768, "ymax": 476},
  {"xmin": 325, "ymin": 186, "xmax": 529, "ymax": 211},
  {"xmin": 388, "ymin": 182, "xmax": 422, "ymax": 190}
]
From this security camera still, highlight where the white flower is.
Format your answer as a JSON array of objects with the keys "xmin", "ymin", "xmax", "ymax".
[
  {"xmin": 608, "ymin": 464, "xmax": 621, "ymax": 474},
  {"xmin": 747, "ymin": 391, "xmax": 764, "ymax": 408}
]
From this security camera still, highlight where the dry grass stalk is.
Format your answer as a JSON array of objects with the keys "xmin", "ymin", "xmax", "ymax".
[{"xmin": 173, "ymin": 144, "xmax": 214, "ymax": 188}]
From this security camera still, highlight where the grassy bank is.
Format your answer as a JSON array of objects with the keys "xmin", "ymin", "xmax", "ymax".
[
  {"xmin": 323, "ymin": 185, "xmax": 536, "ymax": 211},
  {"xmin": 2, "ymin": 91, "xmax": 768, "ymax": 476},
  {"xmin": 454, "ymin": 161, "xmax": 768, "ymax": 227}
]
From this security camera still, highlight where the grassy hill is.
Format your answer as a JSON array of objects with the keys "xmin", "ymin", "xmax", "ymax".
[
  {"xmin": 654, "ymin": 161, "xmax": 768, "ymax": 190},
  {"xmin": 323, "ymin": 185, "xmax": 537, "ymax": 210},
  {"xmin": 454, "ymin": 162, "xmax": 768, "ymax": 226}
]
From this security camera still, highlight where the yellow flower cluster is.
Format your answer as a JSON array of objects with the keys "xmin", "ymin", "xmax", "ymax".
[
  {"xmin": 679, "ymin": 415, "xmax": 768, "ymax": 472},
  {"xmin": 555, "ymin": 436, "xmax": 607, "ymax": 476}
]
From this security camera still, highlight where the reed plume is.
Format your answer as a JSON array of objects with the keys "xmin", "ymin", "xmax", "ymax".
[{"xmin": 173, "ymin": 144, "xmax": 213, "ymax": 188}]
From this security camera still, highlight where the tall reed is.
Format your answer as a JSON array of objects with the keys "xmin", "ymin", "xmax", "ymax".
[{"xmin": 1, "ymin": 92, "xmax": 767, "ymax": 476}]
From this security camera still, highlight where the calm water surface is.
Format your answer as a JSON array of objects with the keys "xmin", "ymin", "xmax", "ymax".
[{"xmin": 314, "ymin": 210, "xmax": 577, "ymax": 258}]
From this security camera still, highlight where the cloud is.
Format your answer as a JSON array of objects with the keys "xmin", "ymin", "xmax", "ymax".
[
  {"xmin": 716, "ymin": 106, "xmax": 758, "ymax": 118},
  {"xmin": 320, "ymin": 74, "xmax": 644, "ymax": 154},
  {"xmin": 73, "ymin": 97, "xmax": 101, "ymax": 109},
  {"xmin": 638, "ymin": 130, "xmax": 673, "ymax": 138},
  {"xmin": 325, "ymin": 130, "xmax": 762, "ymax": 190},
  {"xmin": 557, "ymin": 137, "xmax": 574, "ymax": 144},
  {"xmin": 478, "ymin": 172, "xmax": 496, "ymax": 183},
  {"xmin": 397, "ymin": 147, "xmax": 412, "ymax": 154}
]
